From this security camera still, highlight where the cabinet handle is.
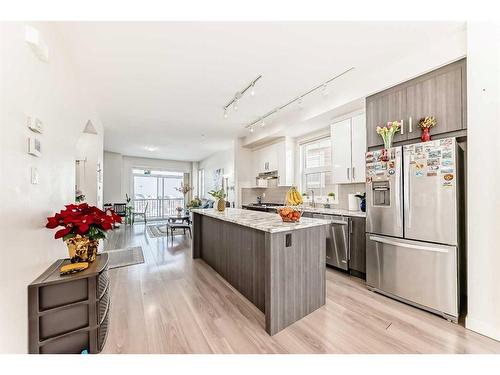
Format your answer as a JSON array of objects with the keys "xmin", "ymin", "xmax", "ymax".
[
  {"xmin": 400, "ymin": 119, "xmax": 404, "ymax": 135},
  {"xmin": 409, "ymin": 117, "xmax": 413, "ymax": 133},
  {"xmin": 347, "ymin": 167, "xmax": 350, "ymax": 180},
  {"xmin": 352, "ymin": 167, "xmax": 355, "ymax": 181}
]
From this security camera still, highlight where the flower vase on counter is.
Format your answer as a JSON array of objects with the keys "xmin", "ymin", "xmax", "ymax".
[{"xmin": 208, "ymin": 188, "xmax": 226, "ymax": 212}]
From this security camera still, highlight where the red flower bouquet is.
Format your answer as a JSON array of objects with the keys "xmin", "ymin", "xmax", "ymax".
[{"xmin": 46, "ymin": 203, "xmax": 121, "ymax": 263}]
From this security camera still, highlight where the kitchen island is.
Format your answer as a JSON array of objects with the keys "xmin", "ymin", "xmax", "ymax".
[{"xmin": 191, "ymin": 208, "xmax": 329, "ymax": 335}]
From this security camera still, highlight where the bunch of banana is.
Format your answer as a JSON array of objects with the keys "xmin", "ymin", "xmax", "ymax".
[{"xmin": 285, "ymin": 187, "xmax": 303, "ymax": 206}]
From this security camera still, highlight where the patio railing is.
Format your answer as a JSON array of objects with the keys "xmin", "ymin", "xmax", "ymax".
[{"xmin": 132, "ymin": 198, "xmax": 184, "ymax": 219}]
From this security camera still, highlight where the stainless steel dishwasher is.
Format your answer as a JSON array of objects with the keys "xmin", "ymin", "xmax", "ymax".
[{"xmin": 311, "ymin": 214, "xmax": 349, "ymax": 270}]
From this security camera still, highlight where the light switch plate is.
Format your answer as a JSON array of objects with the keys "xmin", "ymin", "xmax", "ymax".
[{"xmin": 31, "ymin": 167, "xmax": 39, "ymax": 184}]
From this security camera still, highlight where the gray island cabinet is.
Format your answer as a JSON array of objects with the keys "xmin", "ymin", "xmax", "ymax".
[{"xmin": 191, "ymin": 208, "xmax": 329, "ymax": 335}]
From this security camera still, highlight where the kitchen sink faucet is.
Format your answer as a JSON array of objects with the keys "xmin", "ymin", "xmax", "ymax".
[{"xmin": 309, "ymin": 190, "xmax": 316, "ymax": 208}]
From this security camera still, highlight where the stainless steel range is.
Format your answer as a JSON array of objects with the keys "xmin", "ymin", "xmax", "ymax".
[{"xmin": 365, "ymin": 137, "xmax": 465, "ymax": 321}]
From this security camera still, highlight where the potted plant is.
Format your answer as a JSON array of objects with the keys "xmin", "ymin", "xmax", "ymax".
[
  {"xmin": 125, "ymin": 193, "xmax": 133, "ymax": 224},
  {"xmin": 418, "ymin": 116, "xmax": 436, "ymax": 142},
  {"xmin": 46, "ymin": 203, "xmax": 121, "ymax": 264},
  {"xmin": 186, "ymin": 197, "xmax": 202, "ymax": 212},
  {"xmin": 208, "ymin": 188, "xmax": 226, "ymax": 212},
  {"xmin": 326, "ymin": 192, "xmax": 335, "ymax": 208}
]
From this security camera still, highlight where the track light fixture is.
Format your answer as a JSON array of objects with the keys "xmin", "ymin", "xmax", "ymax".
[
  {"xmin": 223, "ymin": 75, "xmax": 262, "ymax": 118},
  {"xmin": 245, "ymin": 67, "xmax": 354, "ymax": 132}
]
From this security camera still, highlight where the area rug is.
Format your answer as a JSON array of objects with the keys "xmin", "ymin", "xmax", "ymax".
[
  {"xmin": 146, "ymin": 224, "xmax": 169, "ymax": 238},
  {"xmin": 105, "ymin": 246, "xmax": 145, "ymax": 269}
]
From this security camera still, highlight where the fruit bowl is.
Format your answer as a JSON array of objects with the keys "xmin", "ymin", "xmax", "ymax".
[{"xmin": 277, "ymin": 206, "xmax": 302, "ymax": 223}]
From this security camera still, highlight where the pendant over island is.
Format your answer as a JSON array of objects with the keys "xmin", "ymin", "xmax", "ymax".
[{"xmin": 191, "ymin": 208, "xmax": 330, "ymax": 335}]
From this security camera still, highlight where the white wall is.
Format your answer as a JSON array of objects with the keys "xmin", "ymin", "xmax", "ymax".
[
  {"xmin": 75, "ymin": 132, "xmax": 104, "ymax": 206},
  {"xmin": 197, "ymin": 146, "xmax": 235, "ymax": 202},
  {"xmin": 0, "ymin": 22, "xmax": 104, "ymax": 353},
  {"xmin": 465, "ymin": 21, "xmax": 500, "ymax": 341},
  {"xmin": 103, "ymin": 151, "xmax": 123, "ymax": 203},
  {"xmin": 233, "ymin": 138, "xmax": 254, "ymax": 207},
  {"xmin": 103, "ymin": 152, "xmax": 193, "ymax": 203}
]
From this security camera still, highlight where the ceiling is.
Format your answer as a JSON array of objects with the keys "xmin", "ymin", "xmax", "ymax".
[{"xmin": 57, "ymin": 21, "xmax": 465, "ymax": 161}]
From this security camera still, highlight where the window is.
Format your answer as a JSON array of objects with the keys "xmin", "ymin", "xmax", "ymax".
[
  {"xmin": 300, "ymin": 137, "xmax": 336, "ymax": 198},
  {"xmin": 197, "ymin": 169, "xmax": 205, "ymax": 198},
  {"xmin": 131, "ymin": 168, "xmax": 185, "ymax": 218}
]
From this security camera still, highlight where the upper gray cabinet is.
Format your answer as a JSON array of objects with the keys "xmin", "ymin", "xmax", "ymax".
[
  {"xmin": 366, "ymin": 58, "xmax": 466, "ymax": 149},
  {"xmin": 366, "ymin": 87, "xmax": 407, "ymax": 147}
]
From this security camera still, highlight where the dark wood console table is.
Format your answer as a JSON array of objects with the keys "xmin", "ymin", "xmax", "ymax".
[{"xmin": 28, "ymin": 253, "xmax": 110, "ymax": 354}]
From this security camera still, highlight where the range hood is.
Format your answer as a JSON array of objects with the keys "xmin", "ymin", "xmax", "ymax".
[{"xmin": 256, "ymin": 170, "xmax": 279, "ymax": 187}]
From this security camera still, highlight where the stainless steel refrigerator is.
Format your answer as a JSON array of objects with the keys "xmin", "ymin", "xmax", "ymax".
[{"xmin": 365, "ymin": 137, "xmax": 464, "ymax": 321}]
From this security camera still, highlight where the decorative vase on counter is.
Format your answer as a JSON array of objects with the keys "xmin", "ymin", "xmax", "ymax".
[
  {"xmin": 65, "ymin": 235, "xmax": 99, "ymax": 263},
  {"xmin": 360, "ymin": 199, "xmax": 366, "ymax": 212},
  {"xmin": 421, "ymin": 127, "xmax": 432, "ymax": 142},
  {"xmin": 216, "ymin": 198, "xmax": 226, "ymax": 212}
]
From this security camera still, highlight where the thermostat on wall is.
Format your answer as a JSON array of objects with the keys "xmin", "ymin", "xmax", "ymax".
[
  {"xmin": 28, "ymin": 137, "xmax": 41, "ymax": 157},
  {"xmin": 27, "ymin": 116, "xmax": 43, "ymax": 133}
]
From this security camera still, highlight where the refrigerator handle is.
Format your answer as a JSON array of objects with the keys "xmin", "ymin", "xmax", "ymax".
[
  {"xmin": 369, "ymin": 235, "xmax": 450, "ymax": 253},
  {"xmin": 404, "ymin": 148, "xmax": 411, "ymax": 229},
  {"xmin": 394, "ymin": 149, "xmax": 402, "ymax": 229}
]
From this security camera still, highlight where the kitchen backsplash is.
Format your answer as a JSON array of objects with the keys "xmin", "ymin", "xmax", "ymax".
[
  {"xmin": 240, "ymin": 183, "xmax": 366, "ymax": 210},
  {"xmin": 241, "ymin": 186, "xmax": 290, "ymax": 205},
  {"xmin": 334, "ymin": 183, "xmax": 366, "ymax": 210}
]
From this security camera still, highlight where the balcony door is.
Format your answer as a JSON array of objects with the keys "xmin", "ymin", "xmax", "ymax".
[{"xmin": 132, "ymin": 169, "xmax": 184, "ymax": 219}]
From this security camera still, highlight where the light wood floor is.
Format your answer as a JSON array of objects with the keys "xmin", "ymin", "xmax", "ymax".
[{"xmin": 101, "ymin": 222, "xmax": 500, "ymax": 354}]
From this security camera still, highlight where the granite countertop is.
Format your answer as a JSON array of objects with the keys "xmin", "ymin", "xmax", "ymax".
[{"xmin": 191, "ymin": 208, "xmax": 330, "ymax": 233}]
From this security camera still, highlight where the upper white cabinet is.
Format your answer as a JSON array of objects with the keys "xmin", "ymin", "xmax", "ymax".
[
  {"xmin": 251, "ymin": 138, "xmax": 295, "ymax": 186},
  {"xmin": 331, "ymin": 114, "xmax": 366, "ymax": 184}
]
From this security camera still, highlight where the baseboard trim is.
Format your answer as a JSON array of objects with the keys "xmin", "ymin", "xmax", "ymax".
[{"xmin": 466, "ymin": 317, "xmax": 500, "ymax": 342}]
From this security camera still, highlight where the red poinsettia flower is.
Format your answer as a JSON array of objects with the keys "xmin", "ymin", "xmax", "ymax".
[{"xmin": 46, "ymin": 203, "xmax": 121, "ymax": 241}]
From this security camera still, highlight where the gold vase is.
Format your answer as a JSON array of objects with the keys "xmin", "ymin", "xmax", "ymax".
[
  {"xmin": 65, "ymin": 235, "xmax": 99, "ymax": 263},
  {"xmin": 216, "ymin": 199, "xmax": 226, "ymax": 212}
]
